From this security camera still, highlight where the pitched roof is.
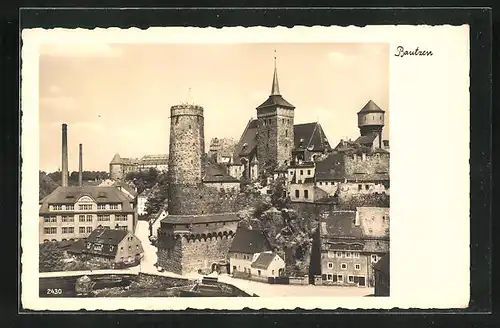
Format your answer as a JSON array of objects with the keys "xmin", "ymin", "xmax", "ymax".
[
  {"xmin": 321, "ymin": 211, "xmax": 363, "ymax": 239},
  {"xmin": 315, "ymin": 152, "xmax": 345, "ymax": 181},
  {"xmin": 293, "ymin": 123, "xmax": 332, "ymax": 152},
  {"xmin": 256, "ymin": 95, "xmax": 295, "ymax": 109},
  {"xmin": 161, "ymin": 213, "xmax": 240, "ymax": 225},
  {"xmin": 39, "ymin": 186, "xmax": 135, "ymax": 214},
  {"xmin": 229, "ymin": 228, "xmax": 273, "ymax": 254},
  {"xmin": 110, "ymin": 153, "xmax": 122, "ymax": 164},
  {"xmin": 233, "ymin": 119, "xmax": 259, "ymax": 163},
  {"xmin": 86, "ymin": 227, "xmax": 128, "ymax": 245},
  {"xmin": 373, "ymin": 254, "xmax": 390, "ymax": 274},
  {"xmin": 358, "ymin": 100, "xmax": 385, "ymax": 113},
  {"xmin": 355, "ymin": 134, "xmax": 377, "ymax": 145},
  {"xmin": 112, "ymin": 181, "xmax": 138, "ymax": 198},
  {"xmin": 139, "ymin": 154, "xmax": 168, "ymax": 165},
  {"xmin": 251, "ymin": 252, "xmax": 277, "ymax": 269},
  {"xmin": 203, "ymin": 163, "xmax": 240, "ymax": 183}
]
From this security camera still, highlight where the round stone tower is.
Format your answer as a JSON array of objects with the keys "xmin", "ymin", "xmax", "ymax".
[
  {"xmin": 109, "ymin": 153, "xmax": 123, "ymax": 180},
  {"xmin": 357, "ymin": 100, "xmax": 385, "ymax": 148},
  {"xmin": 168, "ymin": 104, "xmax": 205, "ymax": 215}
]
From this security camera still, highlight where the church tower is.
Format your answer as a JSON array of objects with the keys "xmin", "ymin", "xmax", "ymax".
[
  {"xmin": 256, "ymin": 54, "xmax": 295, "ymax": 173},
  {"xmin": 357, "ymin": 100, "xmax": 385, "ymax": 149}
]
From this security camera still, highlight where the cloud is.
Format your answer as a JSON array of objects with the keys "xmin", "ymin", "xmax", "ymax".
[
  {"xmin": 40, "ymin": 43, "xmax": 123, "ymax": 58},
  {"xmin": 40, "ymin": 96, "xmax": 79, "ymax": 112}
]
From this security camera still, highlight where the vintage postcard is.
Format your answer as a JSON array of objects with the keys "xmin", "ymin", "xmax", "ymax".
[{"xmin": 21, "ymin": 25, "xmax": 470, "ymax": 311}]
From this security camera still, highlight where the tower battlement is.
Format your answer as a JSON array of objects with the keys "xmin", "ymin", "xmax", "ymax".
[{"xmin": 171, "ymin": 104, "xmax": 204, "ymax": 117}]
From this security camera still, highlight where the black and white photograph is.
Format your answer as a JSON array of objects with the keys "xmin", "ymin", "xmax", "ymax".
[{"xmin": 21, "ymin": 24, "xmax": 470, "ymax": 310}]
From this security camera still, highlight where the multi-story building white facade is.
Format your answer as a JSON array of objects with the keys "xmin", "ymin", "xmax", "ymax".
[{"xmin": 39, "ymin": 186, "xmax": 137, "ymax": 243}]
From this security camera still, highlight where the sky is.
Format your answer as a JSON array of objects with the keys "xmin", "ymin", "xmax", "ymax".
[{"xmin": 39, "ymin": 42, "xmax": 389, "ymax": 172}]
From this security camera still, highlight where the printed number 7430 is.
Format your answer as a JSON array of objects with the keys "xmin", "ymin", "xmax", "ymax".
[{"xmin": 46, "ymin": 288, "xmax": 62, "ymax": 295}]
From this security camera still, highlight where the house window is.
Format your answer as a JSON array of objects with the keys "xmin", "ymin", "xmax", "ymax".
[
  {"xmin": 128, "ymin": 246, "xmax": 132, "ymax": 251},
  {"xmin": 365, "ymin": 184, "xmax": 370, "ymax": 190},
  {"xmin": 110, "ymin": 204, "xmax": 119, "ymax": 210},
  {"xmin": 61, "ymin": 216, "xmax": 73, "ymax": 222},
  {"xmin": 97, "ymin": 214, "xmax": 110, "ymax": 222},
  {"xmin": 78, "ymin": 204, "xmax": 92, "ymax": 211},
  {"xmin": 336, "ymin": 252, "xmax": 342, "ymax": 258},
  {"xmin": 345, "ymin": 252, "xmax": 351, "ymax": 258},
  {"xmin": 116, "ymin": 215, "xmax": 127, "ymax": 221},
  {"xmin": 358, "ymin": 184, "xmax": 362, "ymax": 191},
  {"xmin": 341, "ymin": 263, "xmax": 347, "ymax": 270},
  {"xmin": 327, "ymin": 274, "xmax": 333, "ymax": 281},
  {"xmin": 355, "ymin": 264, "xmax": 361, "ymax": 270},
  {"xmin": 319, "ymin": 181, "xmax": 322, "ymax": 185},
  {"xmin": 371, "ymin": 255, "xmax": 378, "ymax": 262},
  {"xmin": 272, "ymin": 270, "xmax": 275, "ymax": 275},
  {"xmin": 62, "ymin": 227, "xmax": 74, "ymax": 234},
  {"xmin": 97, "ymin": 204, "xmax": 106, "ymax": 210},
  {"xmin": 136, "ymin": 245, "xmax": 139, "ymax": 250},
  {"xmin": 79, "ymin": 227, "xmax": 86, "ymax": 233},
  {"xmin": 295, "ymin": 190, "xmax": 299, "ymax": 198},
  {"xmin": 86, "ymin": 215, "xmax": 93, "ymax": 222},
  {"xmin": 52, "ymin": 205, "xmax": 62, "ymax": 211},
  {"xmin": 258, "ymin": 270, "xmax": 261, "ymax": 276},
  {"xmin": 86, "ymin": 227, "xmax": 93, "ymax": 233},
  {"xmin": 175, "ymin": 117, "xmax": 179, "ymax": 124},
  {"xmin": 300, "ymin": 170, "xmax": 303, "ymax": 175},
  {"xmin": 79, "ymin": 215, "xmax": 85, "ymax": 222},
  {"xmin": 353, "ymin": 252, "xmax": 360, "ymax": 258},
  {"xmin": 44, "ymin": 227, "xmax": 57, "ymax": 234},
  {"xmin": 337, "ymin": 274, "xmax": 344, "ymax": 282},
  {"xmin": 304, "ymin": 190, "xmax": 309, "ymax": 199},
  {"xmin": 66, "ymin": 205, "xmax": 74, "ymax": 211},
  {"xmin": 289, "ymin": 171, "xmax": 293, "ymax": 176},
  {"xmin": 348, "ymin": 275, "xmax": 354, "ymax": 283},
  {"xmin": 327, "ymin": 262, "xmax": 333, "ymax": 269},
  {"xmin": 307, "ymin": 170, "xmax": 311, "ymax": 175}
]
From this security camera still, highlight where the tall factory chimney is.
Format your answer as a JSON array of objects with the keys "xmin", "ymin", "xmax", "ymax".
[
  {"xmin": 61, "ymin": 123, "xmax": 69, "ymax": 187},
  {"xmin": 78, "ymin": 143, "xmax": 83, "ymax": 187}
]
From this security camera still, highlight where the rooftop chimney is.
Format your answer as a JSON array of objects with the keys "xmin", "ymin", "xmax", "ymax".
[
  {"xmin": 79, "ymin": 143, "xmax": 83, "ymax": 187},
  {"xmin": 61, "ymin": 123, "xmax": 68, "ymax": 187},
  {"xmin": 355, "ymin": 209, "xmax": 360, "ymax": 226}
]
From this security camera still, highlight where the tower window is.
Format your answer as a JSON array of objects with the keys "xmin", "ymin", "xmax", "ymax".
[
  {"xmin": 268, "ymin": 130, "xmax": 270, "ymax": 138},
  {"xmin": 285, "ymin": 130, "xmax": 288, "ymax": 137},
  {"xmin": 268, "ymin": 119, "xmax": 271, "ymax": 124},
  {"xmin": 175, "ymin": 117, "xmax": 179, "ymax": 124},
  {"xmin": 282, "ymin": 118, "xmax": 284, "ymax": 124},
  {"xmin": 189, "ymin": 125, "xmax": 191, "ymax": 129},
  {"xmin": 285, "ymin": 143, "xmax": 288, "ymax": 148}
]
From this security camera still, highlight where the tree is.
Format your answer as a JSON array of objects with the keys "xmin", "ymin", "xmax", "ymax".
[
  {"xmin": 39, "ymin": 242, "xmax": 64, "ymax": 272},
  {"xmin": 126, "ymin": 168, "xmax": 160, "ymax": 194},
  {"xmin": 269, "ymin": 176, "xmax": 290, "ymax": 209},
  {"xmin": 144, "ymin": 180, "xmax": 169, "ymax": 216}
]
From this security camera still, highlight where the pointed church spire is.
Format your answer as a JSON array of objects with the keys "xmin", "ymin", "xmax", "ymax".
[{"xmin": 271, "ymin": 50, "xmax": 280, "ymax": 96}]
